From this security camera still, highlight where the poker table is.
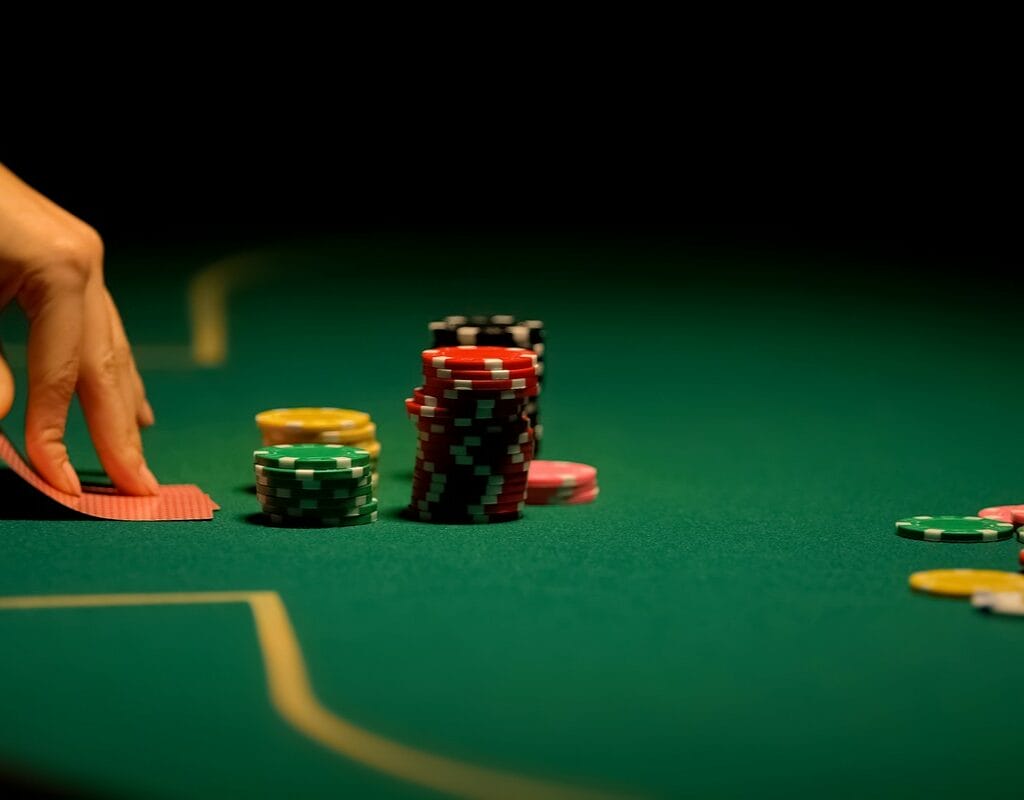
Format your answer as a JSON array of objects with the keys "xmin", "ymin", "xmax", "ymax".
[{"xmin": 1, "ymin": 237, "xmax": 1022, "ymax": 799}]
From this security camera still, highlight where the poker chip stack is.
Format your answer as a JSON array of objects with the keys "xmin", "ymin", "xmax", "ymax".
[
  {"xmin": 404, "ymin": 345, "xmax": 539, "ymax": 523},
  {"xmin": 256, "ymin": 407, "xmax": 380, "ymax": 489},
  {"xmin": 253, "ymin": 444, "xmax": 377, "ymax": 527},
  {"xmin": 428, "ymin": 316, "xmax": 544, "ymax": 453}
]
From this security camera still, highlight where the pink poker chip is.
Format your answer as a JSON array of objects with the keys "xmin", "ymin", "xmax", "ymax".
[
  {"xmin": 561, "ymin": 486, "xmax": 599, "ymax": 505},
  {"xmin": 527, "ymin": 459, "xmax": 598, "ymax": 490},
  {"xmin": 977, "ymin": 504, "xmax": 1024, "ymax": 524},
  {"xmin": 527, "ymin": 485, "xmax": 600, "ymax": 506}
]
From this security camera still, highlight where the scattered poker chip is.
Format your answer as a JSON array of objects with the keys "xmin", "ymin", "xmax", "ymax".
[
  {"xmin": 253, "ymin": 443, "xmax": 370, "ymax": 470},
  {"xmin": 972, "ymin": 591, "xmax": 1024, "ymax": 616},
  {"xmin": 421, "ymin": 345, "xmax": 538, "ymax": 371},
  {"xmin": 527, "ymin": 460, "xmax": 598, "ymax": 490},
  {"xmin": 265, "ymin": 510, "xmax": 378, "ymax": 528},
  {"xmin": 256, "ymin": 407, "xmax": 370, "ymax": 432},
  {"xmin": 894, "ymin": 515, "xmax": 1014, "ymax": 543},
  {"xmin": 909, "ymin": 569, "xmax": 1024, "ymax": 597},
  {"xmin": 977, "ymin": 504, "xmax": 1024, "ymax": 524}
]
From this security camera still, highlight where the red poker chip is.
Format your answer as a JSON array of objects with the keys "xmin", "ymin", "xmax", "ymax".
[
  {"xmin": 417, "ymin": 429, "xmax": 534, "ymax": 448},
  {"xmin": 411, "ymin": 448, "xmax": 536, "ymax": 469},
  {"xmin": 414, "ymin": 458, "xmax": 530, "ymax": 476},
  {"xmin": 421, "ymin": 346, "xmax": 537, "ymax": 371},
  {"xmin": 406, "ymin": 398, "xmax": 524, "ymax": 422},
  {"xmin": 417, "ymin": 438, "xmax": 535, "ymax": 456},
  {"xmin": 415, "ymin": 435, "xmax": 533, "ymax": 450},
  {"xmin": 409, "ymin": 500, "xmax": 526, "ymax": 517},
  {"xmin": 412, "ymin": 389, "xmax": 527, "ymax": 414},
  {"xmin": 413, "ymin": 420, "xmax": 531, "ymax": 439},
  {"xmin": 421, "ymin": 374, "xmax": 539, "ymax": 391},
  {"xmin": 403, "ymin": 507, "xmax": 524, "ymax": 524},
  {"xmin": 407, "ymin": 398, "xmax": 526, "ymax": 423},
  {"xmin": 419, "ymin": 380, "xmax": 538, "ymax": 399},
  {"xmin": 413, "ymin": 466, "xmax": 530, "ymax": 482},
  {"xmin": 423, "ymin": 365, "xmax": 538, "ymax": 381},
  {"xmin": 411, "ymin": 485, "xmax": 529, "ymax": 504},
  {"xmin": 411, "ymin": 480, "xmax": 528, "ymax": 499},
  {"xmin": 411, "ymin": 484, "xmax": 527, "ymax": 501},
  {"xmin": 415, "ymin": 449, "xmax": 534, "ymax": 465}
]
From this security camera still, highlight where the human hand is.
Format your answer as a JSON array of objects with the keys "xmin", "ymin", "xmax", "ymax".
[{"xmin": 0, "ymin": 164, "xmax": 158, "ymax": 496}]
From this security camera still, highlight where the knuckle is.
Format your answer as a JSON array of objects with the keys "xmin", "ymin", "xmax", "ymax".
[
  {"xmin": 37, "ymin": 355, "xmax": 79, "ymax": 399},
  {"xmin": 32, "ymin": 227, "xmax": 103, "ymax": 288},
  {"xmin": 93, "ymin": 349, "xmax": 121, "ymax": 385}
]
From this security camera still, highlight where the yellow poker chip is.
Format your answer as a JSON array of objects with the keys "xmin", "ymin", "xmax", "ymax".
[
  {"xmin": 255, "ymin": 407, "xmax": 371, "ymax": 432},
  {"xmin": 262, "ymin": 422, "xmax": 378, "ymax": 446},
  {"xmin": 909, "ymin": 569, "xmax": 1024, "ymax": 598},
  {"xmin": 351, "ymin": 440, "xmax": 381, "ymax": 459}
]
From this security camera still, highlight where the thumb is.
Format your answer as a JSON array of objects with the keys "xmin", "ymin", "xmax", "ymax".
[{"xmin": 0, "ymin": 346, "xmax": 13, "ymax": 420}]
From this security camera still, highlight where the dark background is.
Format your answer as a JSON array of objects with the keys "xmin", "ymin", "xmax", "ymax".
[{"xmin": 2, "ymin": 118, "xmax": 1016, "ymax": 273}]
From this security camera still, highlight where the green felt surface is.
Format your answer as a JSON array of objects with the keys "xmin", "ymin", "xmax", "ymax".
[{"xmin": 1, "ymin": 238, "xmax": 1023, "ymax": 799}]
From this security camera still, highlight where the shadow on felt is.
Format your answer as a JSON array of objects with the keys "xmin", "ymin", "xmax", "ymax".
[{"xmin": 0, "ymin": 469, "xmax": 83, "ymax": 521}]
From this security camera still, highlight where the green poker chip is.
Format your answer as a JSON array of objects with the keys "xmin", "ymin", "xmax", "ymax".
[
  {"xmin": 254, "ymin": 463, "xmax": 371, "ymax": 481},
  {"xmin": 258, "ymin": 498, "xmax": 379, "ymax": 518},
  {"xmin": 255, "ymin": 473, "xmax": 372, "ymax": 491},
  {"xmin": 895, "ymin": 515, "xmax": 1015, "ymax": 543},
  {"xmin": 255, "ymin": 481, "xmax": 374, "ymax": 500},
  {"xmin": 258, "ymin": 493, "xmax": 378, "ymax": 512},
  {"xmin": 264, "ymin": 510, "xmax": 378, "ymax": 528},
  {"xmin": 253, "ymin": 443, "xmax": 370, "ymax": 470}
]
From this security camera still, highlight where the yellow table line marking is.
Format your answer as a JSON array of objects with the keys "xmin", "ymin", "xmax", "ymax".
[
  {"xmin": 188, "ymin": 254, "xmax": 271, "ymax": 367},
  {"xmin": 0, "ymin": 591, "xmax": 619, "ymax": 800}
]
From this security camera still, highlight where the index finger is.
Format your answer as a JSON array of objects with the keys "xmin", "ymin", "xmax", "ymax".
[{"xmin": 20, "ymin": 264, "xmax": 86, "ymax": 495}]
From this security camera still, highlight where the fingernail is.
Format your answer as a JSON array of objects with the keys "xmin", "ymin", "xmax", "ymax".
[
  {"xmin": 142, "ymin": 400, "xmax": 156, "ymax": 426},
  {"xmin": 62, "ymin": 462, "xmax": 82, "ymax": 496},
  {"xmin": 139, "ymin": 464, "xmax": 160, "ymax": 495}
]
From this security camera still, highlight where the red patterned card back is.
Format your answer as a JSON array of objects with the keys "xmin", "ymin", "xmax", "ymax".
[{"xmin": 0, "ymin": 430, "xmax": 218, "ymax": 521}]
